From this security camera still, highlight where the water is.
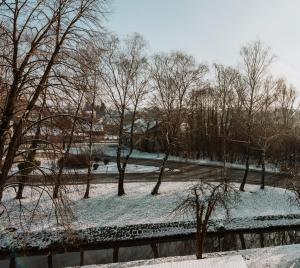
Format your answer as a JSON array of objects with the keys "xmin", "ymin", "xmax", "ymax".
[{"xmin": 1, "ymin": 228, "xmax": 300, "ymax": 268}]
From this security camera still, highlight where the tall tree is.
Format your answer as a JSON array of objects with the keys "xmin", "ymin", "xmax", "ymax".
[
  {"xmin": 239, "ymin": 40, "xmax": 274, "ymax": 191},
  {"xmin": 0, "ymin": 0, "xmax": 107, "ymax": 199},
  {"xmin": 101, "ymin": 34, "xmax": 149, "ymax": 196},
  {"xmin": 151, "ymin": 52, "xmax": 208, "ymax": 195},
  {"xmin": 81, "ymin": 43, "xmax": 103, "ymax": 199},
  {"xmin": 214, "ymin": 64, "xmax": 239, "ymax": 190},
  {"xmin": 254, "ymin": 77, "xmax": 279, "ymax": 189},
  {"xmin": 16, "ymin": 90, "xmax": 47, "ymax": 199}
]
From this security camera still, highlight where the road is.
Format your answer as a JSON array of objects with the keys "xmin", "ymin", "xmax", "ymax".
[
  {"xmin": 9, "ymin": 157, "xmax": 289, "ymax": 187},
  {"xmin": 98, "ymin": 158, "xmax": 288, "ymax": 187}
]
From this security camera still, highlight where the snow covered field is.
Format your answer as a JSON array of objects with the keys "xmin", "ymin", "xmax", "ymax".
[
  {"xmin": 1, "ymin": 182, "xmax": 300, "ymax": 250},
  {"xmin": 77, "ymin": 244, "xmax": 300, "ymax": 268}
]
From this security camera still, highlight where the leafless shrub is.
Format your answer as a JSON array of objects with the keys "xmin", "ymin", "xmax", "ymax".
[
  {"xmin": 1, "ymin": 184, "xmax": 75, "ymax": 234},
  {"xmin": 174, "ymin": 181, "xmax": 238, "ymax": 259}
]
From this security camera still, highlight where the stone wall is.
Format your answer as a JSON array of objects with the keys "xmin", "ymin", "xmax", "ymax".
[{"xmin": 0, "ymin": 221, "xmax": 199, "ymax": 252}]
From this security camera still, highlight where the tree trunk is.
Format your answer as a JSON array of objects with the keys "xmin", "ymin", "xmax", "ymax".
[
  {"xmin": 116, "ymin": 106, "xmax": 125, "ymax": 196},
  {"xmin": 47, "ymin": 253, "xmax": 53, "ymax": 268},
  {"xmin": 113, "ymin": 247, "xmax": 119, "ymax": 263},
  {"xmin": 0, "ymin": 122, "xmax": 23, "ymax": 201},
  {"xmin": 240, "ymin": 145, "xmax": 250, "ymax": 191},
  {"xmin": 9, "ymin": 254, "xmax": 16, "ymax": 268},
  {"xmin": 53, "ymin": 92, "xmax": 84, "ymax": 198},
  {"xmin": 84, "ymin": 75, "xmax": 96, "ymax": 199},
  {"xmin": 83, "ymin": 140, "xmax": 92, "ymax": 199},
  {"xmin": 259, "ymin": 233, "xmax": 265, "ymax": 248},
  {"xmin": 16, "ymin": 177, "xmax": 25, "ymax": 199},
  {"xmin": 16, "ymin": 92, "xmax": 45, "ymax": 199},
  {"xmin": 80, "ymin": 249, "xmax": 84, "ymax": 266},
  {"xmin": 196, "ymin": 231, "xmax": 204, "ymax": 259},
  {"xmin": 151, "ymin": 152, "xmax": 169, "ymax": 195},
  {"xmin": 53, "ymin": 182, "xmax": 60, "ymax": 199},
  {"xmin": 222, "ymin": 135, "xmax": 228, "ymax": 192},
  {"xmin": 84, "ymin": 181, "xmax": 91, "ymax": 199},
  {"xmin": 151, "ymin": 243, "xmax": 159, "ymax": 258},
  {"xmin": 239, "ymin": 233, "xmax": 246, "ymax": 249},
  {"xmin": 0, "ymin": 185, "xmax": 3, "ymax": 201},
  {"xmin": 118, "ymin": 169, "xmax": 125, "ymax": 196},
  {"xmin": 261, "ymin": 149, "xmax": 266, "ymax": 190}
]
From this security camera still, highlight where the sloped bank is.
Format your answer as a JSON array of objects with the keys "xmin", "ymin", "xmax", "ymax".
[
  {"xmin": 1, "ymin": 182, "xmax": 300, "ymax": 254},
  {"xmin": 2, "ymin": 215, "xmax": 300, "ymax": 256}
]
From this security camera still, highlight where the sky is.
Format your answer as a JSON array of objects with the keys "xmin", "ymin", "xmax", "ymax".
[{"xmin": 107, "ymin": 0, "xmax": 300, "ymax": 91}]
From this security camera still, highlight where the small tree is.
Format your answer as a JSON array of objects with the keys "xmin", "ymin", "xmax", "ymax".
[{"xmin": 174, "ymin": 181, "xmax": 236, "ymax": 259}]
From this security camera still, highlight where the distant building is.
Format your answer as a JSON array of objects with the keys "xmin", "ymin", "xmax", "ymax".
[{"xmin": 124, "ymin": 118, "xmax": 164, "ymax": 152}]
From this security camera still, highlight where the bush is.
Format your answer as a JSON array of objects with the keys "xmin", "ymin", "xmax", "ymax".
[
  {"xmin": 103, "ymin": 158, "xmax": 110, "ymax": 165},
  {"xmin": 57, "ymin": 154, "xmax": 89, "ymax": 169},
  {"xmin": 94, "ymin": 156, "xmax": 101, "ymax": 162},
  {"xmin": 93, "ymin": 163, "xmax": 99, "ymax": 170}
]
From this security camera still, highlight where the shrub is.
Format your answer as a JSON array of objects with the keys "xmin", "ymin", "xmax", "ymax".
[
  {"xmin": 57, "ymin": 154, "xmax": 89, "ymax": 169},
  {"xmin": 103, "ymin": 158, "xmax": 110, "ymax": 165},
  {"xmin": 93, "ymin": 163, "xmax": 99, "ymax": 170}
]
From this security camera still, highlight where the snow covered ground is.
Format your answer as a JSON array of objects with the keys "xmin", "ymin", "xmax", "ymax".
[
  {"xmin": 74, "ymin": 244, "xmax": 300, "ymax": 268},
  {"xmin": 101, "ymin": 147, "xmax": 281, "ymax": 173},
  {"xmin": 1, "ymin": 182, "xmax": 300, "ymax": 251},
  {"xmin": 9, "ymin": 159, "xmax": 162, "ymax": 176},
  {"xmin": 126, "ymin": 255, "xmax": 248, "ymax": 268}
]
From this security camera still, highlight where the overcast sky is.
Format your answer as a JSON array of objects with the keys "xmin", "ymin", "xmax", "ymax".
[{"xmin": 107, "ymin": 0, "xmax": 300, "ymax": 91}]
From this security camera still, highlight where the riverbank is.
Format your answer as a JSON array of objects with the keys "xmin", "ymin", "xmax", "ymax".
[{"xmin": 1, "ymin": 182, "xmax": 300, "ymax": 252}]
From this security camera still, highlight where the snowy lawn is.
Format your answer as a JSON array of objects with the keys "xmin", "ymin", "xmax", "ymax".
[
  {"xmin": 1, "ymin": 182, "xmax": 300, "ymax": 235},
  {"xmin": 9, "ymin": 159, "xmax": 162, "ymax": 176},
  {"xmin": 76, "ymin": 244, "xmax": 300, "ymax": 268}
]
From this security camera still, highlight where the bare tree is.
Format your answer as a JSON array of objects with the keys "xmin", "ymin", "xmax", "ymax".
[
  {"xmin": 214, "ymin": 64, "xmax": 239, "ymax": 191},
  {"xmin": 276, "ymin": 79, "xmax": 298, "ymax": 170},
  {"xmin": 0, "ymin": 0, "xmax": 108, "ymax": 200},
  {"xmin": 53, "ymin": 90, "xmax": 85, "ymax": 198},
  {"xmin": 16, "ymin": 90, "xmax": 47, "ymax": 199},
  {"xmin": 151, "ymin": 52, "xmax": 208, "ymax": 195},
  {"xmin": 101, "ymin": 33, "xmax": 149, "ymax": 196},
  {"xmin": 80, "ymin": 43, "xmax": 103, "ymax": 199},
  {"xmin": 253, "ymin": 77, "xmax": 280, "ymax": 189},
  {"xmin": 239, "ymin": 40, "xmax": 275, "ymax": 191},
  {"xmin": 174, "ymin": 181, "xmax": 236, "ymax": 259}
]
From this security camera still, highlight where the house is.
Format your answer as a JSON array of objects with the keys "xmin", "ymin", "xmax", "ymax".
[{"xmin": 124, "ymin": 118, "xmax": 165, "ymax": 153}]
